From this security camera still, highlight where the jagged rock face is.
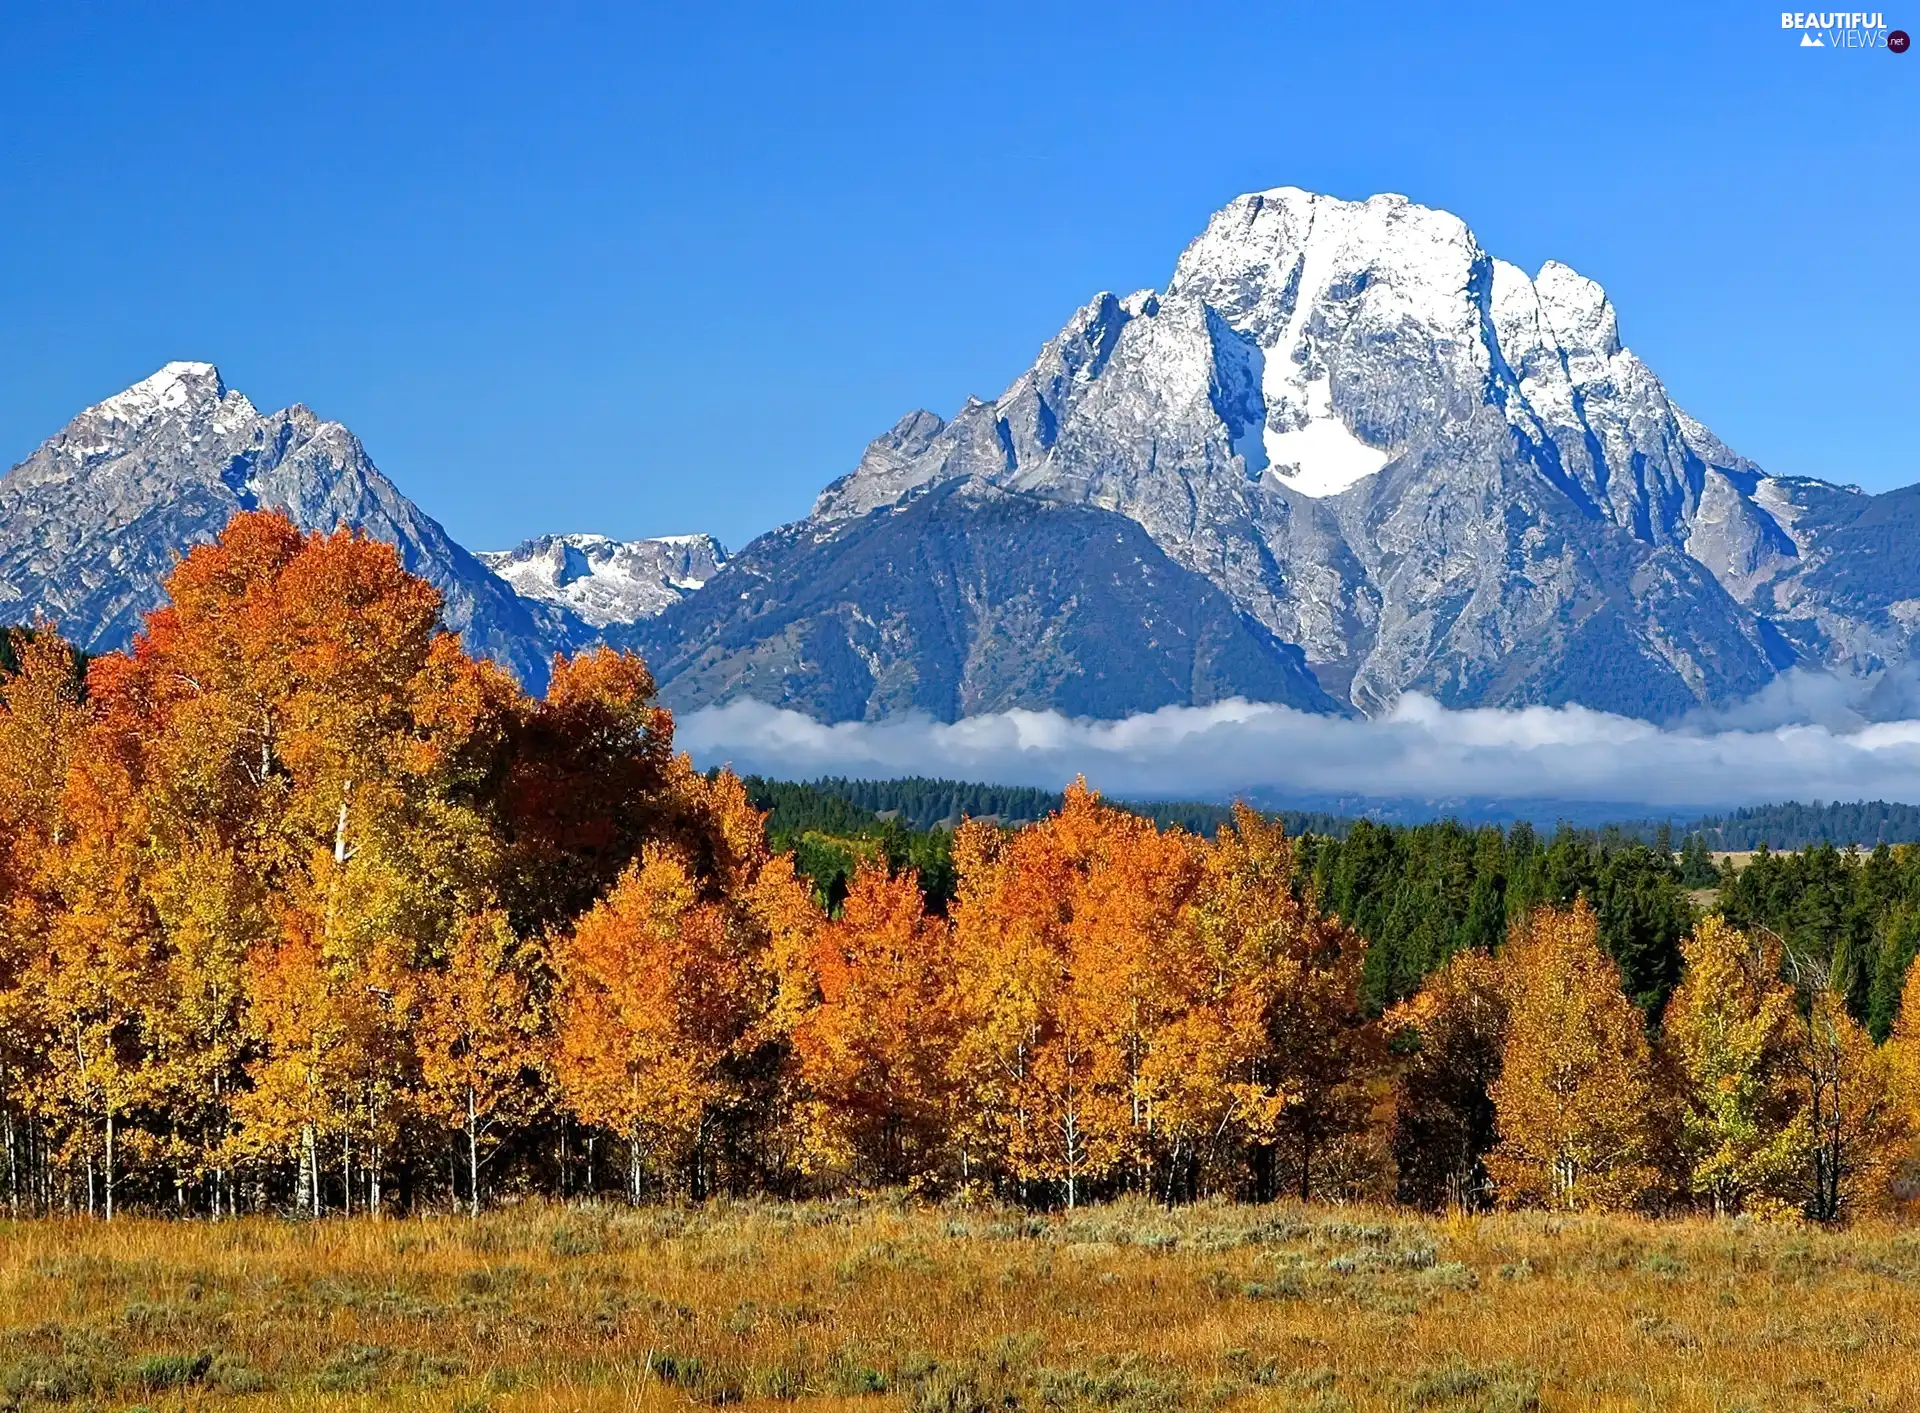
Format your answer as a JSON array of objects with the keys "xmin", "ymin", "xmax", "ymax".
[
  {"xmin": 478, "ymin": 533, "xmax": 727, "ymax": 626},
  {"xmin": 635, "ymin": 478, "xmax": 1343, "ymax": 723},
  {"xmin": 810, "ymin": 188, "xmax": 1858, "ymax": 718},
  {"xmin": 0, "ymin": 362, "xmax": 585, "ymax": 688}
]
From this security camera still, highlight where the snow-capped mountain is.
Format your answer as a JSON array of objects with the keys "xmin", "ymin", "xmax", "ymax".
[
  {"xmin": 478, "ymin": 532, "xmax": 726, "ymax": 626},
  {"xmin": 784, "ymin": 187, "xmax": 1909, "ymax": 719},
  {"xmin": 0, "ymin": 362, "xmax": 588, "ymax": 688}
]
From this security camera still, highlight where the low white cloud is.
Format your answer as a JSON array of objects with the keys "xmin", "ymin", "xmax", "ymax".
[{"xmin": 676, "ymin": 691, "xmax": 1920, "ymax": 811}]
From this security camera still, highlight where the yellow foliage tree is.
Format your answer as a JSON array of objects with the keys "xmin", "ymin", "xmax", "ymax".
[
  {"xmin": 1798, "ymin": 983, "xmax": 1902, "ymax": 1222},
  {"xmin": 1884, "ymin": 958, "xmax": 1920, "ymax": 1209},
  {"xmin": 233, "ymin": 914, "xmax": 350, "ymax": 1217},
  {"xmin": 416, "ymin": 911, "xmax": 540, "ymax": 1216},
  {"xmin": 1153, "ymin": 807, "xmax": 1379, "ymax": 1202},
  {"xmin": 1388, "ymin": 948, "xmax": 1509, "ymax": 1211},
  {"xmin": 1487, "ymin": 901, "xmax": 1661, "ymax": 1212},
  {"xmin": 1661, "ymin": 916, "xmax": 1808, "ymax": 1216},
  {"xmin": 0, "ymin": 628, "xmax": 89, "ymax": 1214},
  {"xmin": 947, "ymin": 782, "xmax": 1199, "ymax": 1205}
]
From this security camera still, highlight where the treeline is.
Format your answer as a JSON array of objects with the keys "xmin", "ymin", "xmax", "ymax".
[
  {"xmin": 755, "ymin": 775, "xmax": 1353, "ymax": 838},
  {"xmin": 757, "ymin": 783, "xmax": 1704, "ymax": 1019},
  {"xmin": 746, "ymin": 778, "xmax": 959, "ymax": 914},
  {"xmin": 1298, "ymin": 820, "xmax": 1697, "ymax": 1014},
  {"xmin": 755, "ymin": 776, "xmax": 1920, "ymax": 854},
  {"xmin": 1690, "ymin": 801, "xmax": 1920, "ymax": 851},
  {"xmin": 7, "ymin": 514, "xmax": 1920, "ymax": 1224}
]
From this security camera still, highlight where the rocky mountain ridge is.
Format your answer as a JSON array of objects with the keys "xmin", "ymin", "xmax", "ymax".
[
  {"xmin": 798, "ymin": 187, "xmax": 1905, "ymax": 718},
  {"xmin": 0, "ymin": 362, "xmax": 588, "ymax": 688}
]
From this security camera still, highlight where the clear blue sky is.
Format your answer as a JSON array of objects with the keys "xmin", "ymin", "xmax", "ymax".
[{"xmin": 2, "ymin": 1, "xmax": 1914, "ymax": 553}]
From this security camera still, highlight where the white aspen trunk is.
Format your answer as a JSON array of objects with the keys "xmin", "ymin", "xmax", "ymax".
[
  {"xmin": 334, "ymin": 780, "xmax": 354, "ymax": 863},
  {"xmin": 103, "ymin": 1112, "xmax": 115, "ymax": 1222},
  {"xmin": 4, "ymin": 1101, "xmax": 16, "ymax": 1217},
  {"xmin": 468, "ymin": 1087, "xmax": 481, "ymax": 1219},
  {"xmin": 300, "ymin": 1123, "xmax": 321, "ymax": 1218}
]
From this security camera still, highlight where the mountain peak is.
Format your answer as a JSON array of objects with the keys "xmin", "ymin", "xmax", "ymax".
[
  {"xmin": 2, "ymin": 364, "xmax": 580, "ymax": 688},
  {"xmin": 91, "ymin": 361, "xmax": 227, "ymax": 424},
  {"xmin": 1534, "ymin": 260, "xmax": 1621, "ymax": 361}
]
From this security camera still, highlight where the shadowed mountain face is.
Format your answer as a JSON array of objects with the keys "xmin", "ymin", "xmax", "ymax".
[
  {"xmin": 0, "ymin": 362, "xmax": 587, "ymax": 690},
  {"xmin": 629, "ymin": 478, "xmax": 1343, "ymax": 723}
]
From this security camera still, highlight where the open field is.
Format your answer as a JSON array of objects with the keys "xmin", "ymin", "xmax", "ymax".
[{"xmin": 2, "ymin": 1201, "xmax": 1916, "ymax": 1412}]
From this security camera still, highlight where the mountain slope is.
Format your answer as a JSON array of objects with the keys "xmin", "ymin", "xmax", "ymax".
[
  {"xmin": 808, "ymin": 188, "xmax": 1834, "ymax": 718},
  {"xmin": 0, "ymin": 362, "xmax": 585, "ymax": 688},
  {"xmin": 635, "ymin": 477, "xmax": 1343, "ymax": 722}
]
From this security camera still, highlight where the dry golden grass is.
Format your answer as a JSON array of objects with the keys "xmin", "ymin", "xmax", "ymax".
[{"xmin": 2, "ymin": 1198, "xmax": 1917, "ymax": 1412}]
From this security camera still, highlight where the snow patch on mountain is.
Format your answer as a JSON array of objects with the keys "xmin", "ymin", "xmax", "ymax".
[{"xmin": 1266, "ymin": 418, "xmax": 1392, "ymax": 497}]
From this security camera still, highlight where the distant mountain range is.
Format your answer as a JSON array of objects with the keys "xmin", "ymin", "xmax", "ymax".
[
  {"xmin": 4, "ymin": 188, "xmax": 1917, "ymax": 724},
  {"xmin": 478, "ymin": 532, "xmax": 727, "ymax": 626}
]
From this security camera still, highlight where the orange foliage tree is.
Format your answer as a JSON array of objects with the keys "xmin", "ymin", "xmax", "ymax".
[
  {"xmin": 550, "ymin": 845, "xmax": 765, "ymax": 1200},
  {"xmin": 779, "ymin": 859, "xmax": 952, "ymax": 1187},
  {"xmin": 947, "ymin": 782, "xmax": 1204, "ymax": 1205}
]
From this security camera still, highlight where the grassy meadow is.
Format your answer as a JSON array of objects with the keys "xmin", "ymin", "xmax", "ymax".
[{"xmin": 2, "ymin": 1199, "xmax": 1915, "ymax": 1413}]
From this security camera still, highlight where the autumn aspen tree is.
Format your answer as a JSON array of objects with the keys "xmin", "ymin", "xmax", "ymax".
[
  {"xmin": 1488, "ymin": 901, "xmax": 1660, "ymax": 1212},
  {"xmin": 1661, "ymin": 917, "xmax": 1808, "ymax": 1216},
  {"xmin": 416, "ymin": 911, "xmax": 539, "ymax": 1215}
]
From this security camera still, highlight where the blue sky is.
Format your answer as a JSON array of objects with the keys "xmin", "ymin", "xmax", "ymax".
[{"xmin": 1, "ymin": 0, "xmax": 1914, "ymax": 553}]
